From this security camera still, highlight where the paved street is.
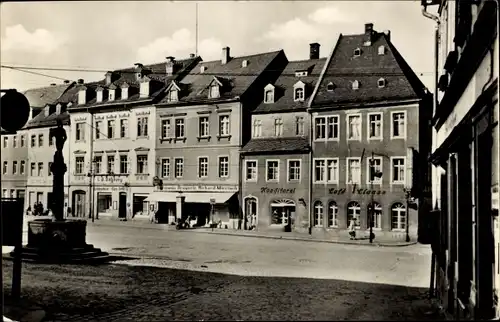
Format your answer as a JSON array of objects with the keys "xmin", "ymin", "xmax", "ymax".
[{"xmin": 3, "ymin": 222, "xmax": 438, "ymax": 321}]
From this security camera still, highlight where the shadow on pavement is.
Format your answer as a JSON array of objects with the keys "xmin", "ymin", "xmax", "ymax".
[{"xmin": 2, "ymin": 260, "xmax": 443, "ymax": 321}]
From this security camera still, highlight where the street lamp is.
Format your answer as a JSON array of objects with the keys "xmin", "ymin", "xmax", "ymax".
[
  {"xmin": 369, "ymin": 152, "xmax": 383, "ymax": 244},
  {"xmin": 87, "ymin": 158, "xmax": 97, "ymax": 222}
]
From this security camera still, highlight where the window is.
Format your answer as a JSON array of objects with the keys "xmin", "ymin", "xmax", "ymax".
[
  {"xmin": 253, "ymin": 119, "xmax": 262, "ymax": 137},
  {"xmin": 199, "ymin": 117, "xmax": 210, "ymax": 137},
  {"xmin": 294, "ymin": 88, "xmax": 304, "ymax": 101},
  {"xmin": 391, "ymin": 157, "xmax": 405, "ymax": 184},
  {"xmin": 347, "ymin": 158, "xmax": 361, "ymax": 184},
  {"xmin": 75, "ymin": 157, "xmax": 85, "ymax": 174},
  {"xmin": 314, "ymin": 201, "xmax": 323, "ymax": 227},
  {"xmin": 120, "ymin": 155, "xmax": 129, "ymax": 174},
  {"xmin": 2, "ymin": 189, "xmax": 6, "ymax": 198},
  {"xmin": 137, "ymin": 117, "xmax": 148, "ymax": 137},
  {"xmin": 352, "ymin": 80, "xmax": 360, "ymax": 90},
  {"xmin": 161, "ymin": 158, "xmax": 170, "ymax": 178},
  {"xmin": 378, "ymin": 78, "xmax": 386, "ymax": 88},
  {"xmin": 368, "ymin": 113, "xmax": 382, "ymax": 139},
  {"xmin": 120, "ymin": 119, "xmax": 128, "ymax": 138},
  {"xmin": 368, "ymin": 202, "xmax": 382, "ymax": 229},
  {"xmin": 354, "ymin": 48, "xmax": 361, "ymax": 57},
  {"xmin": 391, "ymin": 111, "xmax": 406, "ymax": 139},
  {"xmin": 48, "ymin": 162, "xmax": 52, "ymax": 176},
  {"xmin": 295, "ymin": 116, "xmax": 305, "ymax": 136},
  {"xmin": 37, "ymin": 162, "xmax": 43, "ymax": 176},
  {"xmin": 314, "ymin": 159, "xmax": 325, "ymax": 182},
  {"xmin": 30, "ymin": 162, "xmax": 36, "ymax": 176},
  {"xmin": 38, "ymin": 134, "xmax": 43, "ymax": 147},
  {"xmin": 209, "ymin": 85, "xmax": 220, "ymax": 98},
  {"xmin": 107, "ymin": 155, "xmax": 115, "ymax": 174},
  {"xmin": 327, "ymin": 116, "xmax": 339, "ymax": 139},
  {"xmin": 391, "ymin": 203, "xmax": 406, "ymax": 230},
  {"xmin": 76, "ymin": 123, "xmax": 85, "ymax": 141},
  {"xmin": 266, "ymin": 160, "xmax": 279, "ymax": 182},
  {"xmin": 167, "ymin": 89, "xmax": 178, "ymax": 102},
  {"xmin": 274, "ymin": 118, "xmax": 283, "ymax": 137},
  {"xmin": 264, "ymin": 89, "xmax": 274, "ymax": 103},
  {"xmin": 347, "ymin": 114, "xmax": 361, "ymax": 140},
  {"xmin": 218, "ymin": 156, "xmax": 229, "ymax": 178},
  {"xmin": 327, "ymin": 82, "xmax": 335, "ymax": 91},
  {"xmin": 347, "ymin": 201, "xmax": 361, "ymax": 229},
  {"xmin": 12, "ymin": 136, "xmax": 16, "ymax": 148},
  {"xmin": 161, "ymin": 119, "xmax": 171, "ymax": 138},
  {"xmin": 198, "ymin": 157, "xmax": 208, "ymax": 178},
  {"xmin": 175, "ymin": 119, "xmax": 185, "ymax": 138},
  {"xmin": 94, "ymin": 156, "xmax": 102, "ymax": 174},
  {"xmin": 287, "ymin": 160, "xmax": 301, "ymax": 181},
  {"xmin": 367, "ymin": 157, "xmax": 383, "ymax": 184},
  {"xmin": 31, "ymin": 135, "xmax": 36, "ymax": 147},
  {"xmin": 315, "ymin": 117, "xmax": 326, "ymax": 140},
  {"xmin": 20, "ymin": 135, "xmax": 25, "ymax": 147},
  {"xmin": 219, "ymin": 115, "xmax": 230, "ymax": 136},
  {"xmin": 328, "ymin": 201, "xmax": 338, "ymax": 227},
  {"xmin": 245, "ymin": 160, "xmax": 257, "ymax": 181},
  {"xmin": 107, "ymin": 120, "xmax": 115, "ymax": 139},
  {"xmin": 95, "ymin": 121, "xmax": 102, "ymax": 139},
  {"xmin": 378, "ymin": 45, "xmax": 385, "ymax": 55},
  {"xmin": 109, "ymin": 91, "xmax": 114, "ymax": 101},
  {"xmin": 174, "ymin": 158, "xmax": 183, "ymax": 178},
  {"xmin": 315, "ymin": 116, "xmax": 339, "ymax": 140},
  {"xmin": 20, "ymin": 161, "xmax": 25, "ymax": 175},
  {"xmin": 3, "ymin": 137, "xmax": 7, "ymax": 148},
  {"xmin": 314, "ymin": 158, "xmax": 338, "ymax": 183},
  {"xmin": 2, "ymin": 161, "xmax": 7, "ymax": 174},
  {"xmin": 136, "ymin": 155, "xmax": 148, "ymax": 174}
]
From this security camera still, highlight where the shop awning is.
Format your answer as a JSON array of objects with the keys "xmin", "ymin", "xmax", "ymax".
[
  {"xmin": 182, "ymin": 192, "xmax": 235, "ymax": 204},
  {"xmin": 144, "ymin": 192, "xmax": 177, "ymax": 203}
]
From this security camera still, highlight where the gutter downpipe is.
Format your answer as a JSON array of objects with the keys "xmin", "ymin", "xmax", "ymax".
[{"xmin": 422, "ymin": 1, "xmax": 440, "ymax": 300}]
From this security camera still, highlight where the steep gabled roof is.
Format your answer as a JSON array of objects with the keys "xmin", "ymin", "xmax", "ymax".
[
  {"xmin": 310, "ymin": 30, "xmax": 427, "ymax": 109},
  {"xmin": 22, "ymin": 83, "xmax": 74, "ymax": 109},
  {"xmin": 241, "ymin": 137, "xmax": 310, "ymax": 154},
  {"xmin": 253, "ymin": 58, "xmax": 327, "ymax": 114},
  {"xmin": 157, "ymin": 50, "xmax": 285, "ymax": 104}
]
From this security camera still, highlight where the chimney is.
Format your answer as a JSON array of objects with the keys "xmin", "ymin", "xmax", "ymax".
[
  {"xmin": 309, "ymin": 43, "xmax": 320, "ymax": 60},
  {"xmin": 383, "ymin": 30, "xmax": 391, "ymax": 42},
  {"xmin": 364, "ymin": 23, "xmax": 374, "ymax": 46},
  {"xmin": 222, "ymin": 47, "xmax": 230, "ymax": 65},
  {"xmin": 166, "ymin": 56, "xmax": 176, "ymax": 76},
  {"xmin": 77, "ymin": 79, "xmax": 84, "ymax": 84},
  {"xmin": 44, "ymin": 106, "xmax": 49, "ymax": 117},
  {"xmin": 105, "ymin": 71, "xmax": 113, "ymax": 85},
  {"xmin": 189, "ymin": 53, "xmax": 195, "ymax": 58},
  {"xmin": 64, "ymin": 80, "xmax": 70, "ymax": 84}
]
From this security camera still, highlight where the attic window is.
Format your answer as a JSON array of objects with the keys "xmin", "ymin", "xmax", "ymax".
[
  {"xmin": 294, "ymin": 88, "xmax": 304, "ymax": 101},
  {"xmin": 200, "ymin": 66, "xmax": 206, "ymax": 73},
  {"xmin": 327, "ymin": 82, "xmax": 335, "ymax": 91},
  {"xmin": 378, "ymin": 45, "xmax": 385, "ymax": 55},
  {"xmin": 167, "ymin": 89, "xmax": 179, "ymax": 102},
  {"xmin": 137, "ymin": 73, "xmax": 142, "ymax": 79},
  {"xmin": 295, "ymin": 71, "xmax": 308, "ymax": 77},
  {"xmin": 354, "ymin": 48, "xmax": 361, "ymax": 57},
  {"xmin": 109, "ymin": 91, "xmax": 114, "ymax": 101},
  {"xmin": 377, "ymin": 78, "xmax": 386, "ymax": 88},
  {"xmin": 242, "ymin": 60, "xmax": 248, "ymax": 68},
  {"xmin": 209, "ymin": 84, "xmax": 220, "ymax": 99},
  {"xmin": 352, "ymin": 80, "xmax": 360, "ymax": 90}
]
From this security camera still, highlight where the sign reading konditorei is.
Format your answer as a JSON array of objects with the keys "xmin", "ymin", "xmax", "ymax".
[
  {"xmin": 260, "ymin": 187, "xmax": 296, "ymax": 194},
  {"xmin": 329, "ymin": 187, "xmax": 387, "ymax": 195},
  {"xmin": 162, "ymin": 184, "xmax": 238, "ymax": 193}
]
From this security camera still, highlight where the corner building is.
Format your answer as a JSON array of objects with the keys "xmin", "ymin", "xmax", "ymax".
[
  {"xmin": 240, "ymin": 44, "xmax": 326, "ymax": 233},
  {"xmin": 308, "ymin": 23, "xmax": 433, "ymax": 241}
]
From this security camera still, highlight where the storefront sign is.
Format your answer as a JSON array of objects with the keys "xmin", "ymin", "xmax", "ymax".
[
  {"xmin": 328, "ymin": 187, "xmax": 386, "ymax": 195},
  {"xmin": 161, "ymin": 184, "xmax": 238, "ymax": 193},
  {"xmin": 260, "ymin": 187, "xmax": 296, "ymax": 194},
  {"xmin": 94, "ymin": 176, "xmax": 125, "ymax": 184},
  {"xmin": 94, "ymin": 186, "xmax": 128, "ymax": 192}
]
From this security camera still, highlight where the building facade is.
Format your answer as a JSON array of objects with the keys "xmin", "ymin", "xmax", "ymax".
[
  {"xmin": 67, "ymin": 56, "xmax": 200, "ymax": 220},
  {"xmin": 309, "ymin": 23, "xmax": 433, "ymax": 241},
  {"xmin": 148, "ymin": 48, "xmax": 288, "ymax": 228},
  {"xmin": 240, "ymin": 45, "xmax": 325, "ymax": 233},
  {"xmin": 422, "ymin": 0, "xmax": 499, "ymax": 319}
]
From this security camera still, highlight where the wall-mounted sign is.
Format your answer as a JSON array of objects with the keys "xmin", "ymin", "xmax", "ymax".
[
  {"xmin": 162, "ymin": 184, "xmax": 238, "ymax": 193},
  {"xmin": 328, "ymin": 187, "xmax": 387, "ymax": 195},
  {"xmin": 94, "ymin": 176, "xmax": 125, "ymax": 184},
  {"xmin": 95, "ymin": 186, "xmax": 128, "ymax": 192},
  {"xmin": 260, "ymin": 187, "xmax": 296, "ymax": 194}
]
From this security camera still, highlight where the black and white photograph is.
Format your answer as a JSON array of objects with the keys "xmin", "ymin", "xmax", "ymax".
[{"xmin": 0, "ymin": 0, "xmax": 498, "ymax": 321}]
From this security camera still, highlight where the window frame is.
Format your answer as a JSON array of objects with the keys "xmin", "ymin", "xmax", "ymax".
[
  {"xmin": 199, "ymin": 116, "xmax": 210, "ymax": 138},
  {"xmin": 313, "ymin": 116, "xmax": 326, "ymax": 141},
  {"xmin": 174, "ymin": 157, "xmax": 184, "ymax": 178},
  {"xmin": 367, "ymin": 112, "xmax": 383, "ymax": 140},
  {"xmin": 38, "ymin": 134, "xmax": 43, "ymax": 147},
  {"xmin": 161, "ymin": 119, "xmax": 171, "ymax": 139},
  {"xmin": 391, "ymin": 202, "xmax": 407, "ymax": 231},
  {"xmin": 136, "ymin": 154, "xmax": 148, "ymax": 174},
  {"xmin": 265, "ymin": 159, "xmax": 280, "ymax": 182},
  {"xmin": 295, "ymin": 116, "xmax": 305, "ymax": 136},
  {"xmin": 218, "ymin": 155, "xmax": 230, "ymax": 178},
  {"xmin": 120, "ymin": 119, "xmax": 128, "ymax": 138},
  {"xmin": 95, "ymin": 121, "xmax": 102, "ymax": 139},
  {"xmin": 346, "ymin": 113, "xmax": 362, "ymax": 141},
  {"xmin": 264, "ymin": 89, "xmax": 274, "ymax": 103},
  {"xmin": 137, "ymin": 116, "xmax": 149, "ymax": 138},
  {"xmin": 328, "ymin": 201, "xmax": 338, "ymax": 228},
  {"xmin": 347, "ymin": 201, "xmax": 361, "ymax": 229},
  {"xmin": 107, "ymin": 120, "xmax": 115, "ymax": 139},
  {"xmin": 197, "ymin": 156, "xmax": 209, "ymax": 178},
  {"xmin": 119, "ymin": 155, "xmax": 129, "ymax": 174},
  {"xmin": 287, "ymin": 159, "xmax": 301, "ymax": 183},
  {"xmin": 244, "ymin": 160, "xmax": 258, "ymax": 182},
  {"xmin": 252, "ymin": 119, "xmax": 262, "ymax": 138},
  {"xmin": 274, "ymin": 118, "xmax": 283, "ymax": 137},
  {"xmin": 366, "ymin": 156, "xmax": 383, "ymax": 185},
  {"xmin": 294, "ymin": 87, "xmax": 305, "ymax": 102},
  {"xmin": 313, "ymin": 201, "xmax": 324, "ymax": 227},
  {"xmin": 390, "ymin": 110, "xmax": 407, "ymax": 140},
  {"xmin": 390, "ymin": 156, "xmax": 406, "ymax": 185},
  {"xmin": 174, "ymin": 118, "xmax": 185, "ymax": 138},
  {"xmin": 107, "ymin": 155, "xmax": 115, "ymax": 174},
  {"xmin": 20, "ymin": 161, "xmax": 25, "ymax": 175},
  {"xmin": 75, "ymin": 122, "xmax": 85, "ymax": 142},
  {"xmin": 346, "ymin": 157, "xmax": 362, "ymax": 185},
  {"xmin": 160, "ymin": 157, "xmax": 170, "ymax": 178},
  {"xmin": 75, "ymin": 157, "xmax": 85, "ymax": 174},
  {"xmin": 219, "ymin": 114, "xmax": 230, "ymax": 137}
]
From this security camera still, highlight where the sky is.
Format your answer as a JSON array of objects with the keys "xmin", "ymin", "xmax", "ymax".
[{"xmin": 1, "ymin": 1, "xmax": 438, "ymax": 92}]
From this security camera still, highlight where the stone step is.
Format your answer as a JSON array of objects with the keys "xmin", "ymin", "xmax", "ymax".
[{"xmin": 5, "ymin": 248, "xmax": 110, "ymax": 264}]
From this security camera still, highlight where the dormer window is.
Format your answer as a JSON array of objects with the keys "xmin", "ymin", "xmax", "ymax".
[
  {"xmin": 96, "ymin": 87, "xmax": 104, "ymax": 103},
  {"xmin": 354, "ymin": 48, "xmax": 361, "ymax": 57},
  {"xmin": 137, "ymin": 73, "xmax": 142, "ymax": 79},
  {"xmin": 378, "ymin": 45, "xmax": 385, "ymax": 55},
  {"xmin": 67, "ymin": 102, "xmax": 73, "ymax": 108},
  {"xmin": 200, "ymin": 66, "xmax": 206, "ymax": 73},
  {"xmin": 263, "ymin": 84, "xmax": 275, "ymax": 104},
  {"xmin": 109, "ymin": 91, "xmax": 115, "ymax": 101},
  {"xmin": 377, "ymin": 78, "xmax": 386, "ymax": 88},
  {"xmin": 139, "ymin": 77, "xmax": 151, "ymax": 98},
  {"xmin": 121, "ymin": 83, "xmax": 129, "ymax": 100},
  {"xmin": 295, "ymin": 71, "xmax": 308, "ymax": 77},
  {"xmin": 242, "ymin": 60, "xmax": 248, "ymax": 68},
  {"xmin": 209, "ymin": 84, "xmax": 220, "ymax": 99},
  {"xmin": 352, "ymin": 80, "xmax": 360, "ymax": 90},
  {"xmin": 168, "ymin": 89, "xmax": 178, "ymax": 102},
  {"xmin": 327, "ymin": 82, "xmax": 335, "ymax": 91},
  {"xmin": 293, "ymin": 80, "xmax": 306, "ymax": 102},
  {"xmin": 78, "ymin": 87, "xmax": 87, "ymax": 105}
]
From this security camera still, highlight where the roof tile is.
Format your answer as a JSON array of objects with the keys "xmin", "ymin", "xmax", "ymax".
[{"xmin": 241, "ymin": 137, "xmax": 309, "ymax": 154}]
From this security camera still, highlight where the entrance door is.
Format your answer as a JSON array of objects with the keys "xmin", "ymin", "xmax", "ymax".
[
  {"xmin": 271, "ymin": 199, "xmax": 296, "ymax": 232},
  {"xmin": 118, "ymin": 193, "xmax": 127, "ymax": 218},
  {"xmin": 245, "ymin": 197, "xmax": 257, "ymax": 229},
  {"xmin": 73, "ymin": 191, "xmax": 86, "ymax": 217}
]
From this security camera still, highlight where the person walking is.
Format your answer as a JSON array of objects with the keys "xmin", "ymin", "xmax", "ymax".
[{"xmin": 348, "ymin": 218, "xmax": 356, "ymax": 240}]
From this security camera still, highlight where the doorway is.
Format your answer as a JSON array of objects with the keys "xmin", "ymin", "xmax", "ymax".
[
  {"xmin": 245, "ymin": 197, "xmax": 257, "ymax": 229},
  {"xmin": 270, "ymin": 199, "xmax": 295, "ymax": 232},
  {"xmin": 118, "ymin": 193, "xmax": 127, "ymax": 219},
  {"xmin": 72, "ymin": 190, "xmax": 86, "ymax": 217}
]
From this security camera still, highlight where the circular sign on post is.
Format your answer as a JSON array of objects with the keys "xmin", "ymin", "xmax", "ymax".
[
  {"xmin": 210, "ymin": 198, "xmax": 216, "ymax": 205},
  {"xmin": 1, "ymin": 90, "xmax": 30, "ymax": 133}
]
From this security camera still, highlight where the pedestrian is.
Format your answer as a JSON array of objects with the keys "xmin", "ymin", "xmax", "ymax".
[
  {"xmin": 26, "ymin": 206, "xmax": 32, "ymax": 216},
  {"xmin": 348, "ymin": 218, "xmax": 356, "ymax": 240}
]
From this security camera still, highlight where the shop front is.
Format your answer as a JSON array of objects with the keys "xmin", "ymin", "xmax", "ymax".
[
  {"xmin": 145, "ymin": 183, "xmax": 239, "ymax": 227},
  {"xmin": 93, "ymin": 185, "xmax": 128, "ymax": 219}
]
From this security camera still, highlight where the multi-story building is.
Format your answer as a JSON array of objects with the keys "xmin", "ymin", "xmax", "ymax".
[
  {"xmin": 308, "ymin": 23, "xmax": 432, "ymax": 240},
  {"xmin": 23, "ymin": 82, "xmax": 77, "ymax": 215},
  {"xmin": 148, "ymin": 47, "xmax": 288, "ymax": 227},
  {"xmin": 240, "ymin": 44, "xmax": 326, "ymax": 233},
  {"xmin": 422, "ymin": 0, "xmax": 499, "ymax": 319},
  {"xmin": 1, "ymin": 83, "xmax": 73, "ymax": 210},
  {"xmin": 67, "ymin": 55, "xmax": 200, "ymax": 220}
]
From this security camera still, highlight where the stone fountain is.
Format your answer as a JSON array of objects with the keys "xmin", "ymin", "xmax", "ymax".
[{"xmin": 12, "ymin": 119, "xmax": 109, "ymax": 263}]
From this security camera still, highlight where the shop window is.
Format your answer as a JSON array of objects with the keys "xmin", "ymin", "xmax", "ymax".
[
  {"xmin": 367, "ymin": 202, "xmax": 382, "ymax": 229},
  {"xmin": 328, "ymin": 201, "xmax": 338, "ymax": 227},
  {"xmin": 314, "ymin": 201, "xmax": 323, "ymax": 227},
  {"xmin": 97, "ymin": 193, "xmax": 112, "ymax": 213},
  {"xmin": 347, "ymin": 201, "xmax": 361, "ymax": 228},
  {"xmin": 271, "ymin": 199, "xmax": 295, "ymax": 225},
  {"xmin": 391, "ymin": 202, "xmax": 406, "ymax": 230}
]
